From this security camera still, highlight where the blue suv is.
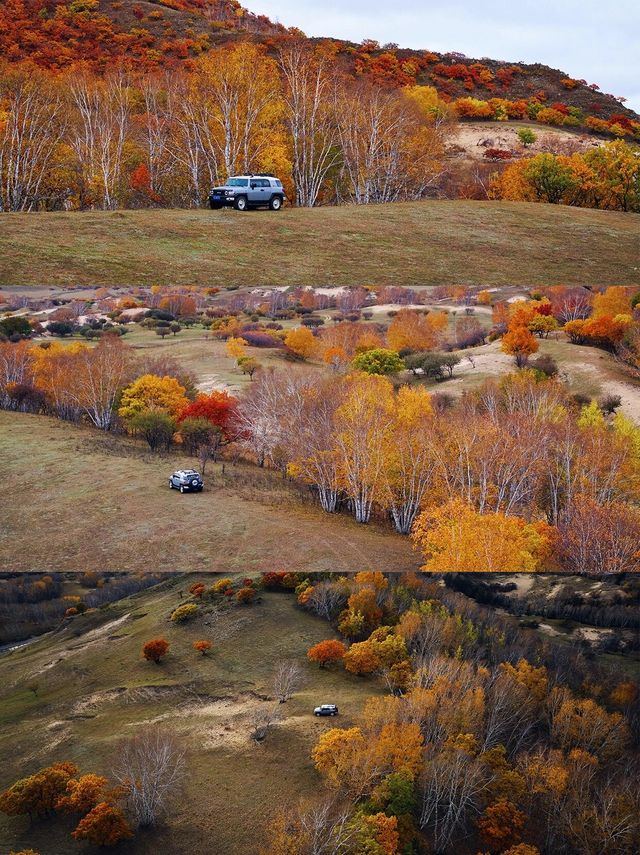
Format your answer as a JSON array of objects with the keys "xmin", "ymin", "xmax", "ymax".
[
  {"xmin": 209, "ymin": 175, "xmax": 286, "ymax": 211},
  {"xmin": 169, "ymin": 469, "xmax": 203, "ymax": 493}
]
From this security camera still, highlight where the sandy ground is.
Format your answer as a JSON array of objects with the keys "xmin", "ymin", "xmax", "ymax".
[
  {"xmin": 25, "ymin": 614, "xmax": 132, "ymax": 680},
  {"xmin": 444, "ymin": 338, "xmax": 640, "ymax": 424},
  {"xmin": 450, "ymin": 121, "xmax": 604, "ymax": 162}
]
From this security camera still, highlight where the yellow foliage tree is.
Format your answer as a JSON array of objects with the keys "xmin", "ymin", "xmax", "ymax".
[
  {"xmin": 592, "ymin": 286, "xmax": 632, "ymax": 319},
  {"xmin": 412, "ymin": 498, "xmax": 555, "ymax": 572},
  {"xmin": 118, "ymin": 374, "xmax": 188, "ymax": 421},
  {"xmin": 284, "ymin": 326, "xmax": 316, "ymax": 359},
  {"xmin": 333, "ymin": 372, "xmax": 396, "ymax": 523},
  {"xmin": 226, "ymin": 336, "xmax": 249, "ymax": 362}
]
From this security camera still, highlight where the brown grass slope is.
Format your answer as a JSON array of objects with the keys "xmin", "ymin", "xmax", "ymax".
[
  {"xmin": 0, "ymin": 410, "xmax": 417, "ymax": 573},
  {"xmin": 1, "ymin": 201, "xmax": 639, "ymax": 288},
  {"xmin": 0, "ymin": 577, "xmax": 383, "ymax": 854}
]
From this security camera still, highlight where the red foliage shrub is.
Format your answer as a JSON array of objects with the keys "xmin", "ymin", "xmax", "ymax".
[{"xmin": 142, "ymin": 638, "xmax": 169, "ymax": 663}]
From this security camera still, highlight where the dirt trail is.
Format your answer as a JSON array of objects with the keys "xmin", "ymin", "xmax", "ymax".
[{"xmin": 26, "ymin": 613, "xmax": 131, "ymax": 679}]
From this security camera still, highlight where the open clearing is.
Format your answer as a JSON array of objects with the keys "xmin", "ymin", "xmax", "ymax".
[
  {"xmin": 0, "ymin": 578, "xmax": 385, "ymax": 854},
  {"xmin": 0, "ymin": 411, "xmax": 417, "ymax": 573},
  {"xmin": 1, "ymin": 201, "xmax": 638, "ymax": 288},
  {"xmin": 433, "ymin": 336, "xmax": 640, "ymax": 422}
]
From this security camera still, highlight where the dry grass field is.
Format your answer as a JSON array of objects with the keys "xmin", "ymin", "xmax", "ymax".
[
  {"xmin": 1, "ymin": 201, "xmax": 638, "ymax": 288},
  {"xmin": 0, "ymin": 411, "xmax": 417, "ymax": 573}
]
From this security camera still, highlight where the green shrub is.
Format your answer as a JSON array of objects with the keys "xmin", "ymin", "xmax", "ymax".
[{"xmin": 352, "ymin": 348, "xmax": 404, "ymax": 376}]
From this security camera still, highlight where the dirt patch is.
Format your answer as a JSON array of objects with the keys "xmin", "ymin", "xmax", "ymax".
[
  {"xmin": 573, "ymin": 627, "xmax": 615, "ymax": 643},
  {"xmin": 197, "ymin": 373, "xmax": 240, "ymax": 394},
  {"xmin": 537, "ymin": 623, "xmax": 563, "ymax": 637},
  {"xmin": 122, "ymin": 691, "xmax": 282, "ymax": 749},
  {"xmin": 450, "ymin": 121, "xmax": 604, "ymax": 163},
  {"xmin": 502, "ymin": 575, "xmax": 535, "ymax": 595}
]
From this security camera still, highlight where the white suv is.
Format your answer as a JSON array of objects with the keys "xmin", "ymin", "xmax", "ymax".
[{"xmin": 209, "ymin": 175, "xmax": 286, "ymax": 211}]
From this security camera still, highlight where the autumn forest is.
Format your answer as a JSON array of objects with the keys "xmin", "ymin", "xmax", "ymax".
[
  {"xmin": 1, "ymin": 2, "xmax": 640, "ymax": 855},
  {"xmin": 1, "ymin": 1, "xmax": 639, "ymax": 212}
]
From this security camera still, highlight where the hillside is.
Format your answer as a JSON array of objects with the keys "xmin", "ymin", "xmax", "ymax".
[
  {"xmin": 0, "ymin": 577, "xmax": 386, "ymax": 854},
  {"xmin": 0, "ymin": 202, "xmax": 638, "ymax": 288},
  {"xmin": 1, "ymin": 0, "xmax": 637, "ymax": 125},
  {"xmin": 0, "ymin": 410, "xmax": 418, "ymax": 573}
]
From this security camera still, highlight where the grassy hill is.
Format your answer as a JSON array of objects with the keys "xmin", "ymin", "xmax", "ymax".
[
  {"xmin": 1, "ymin": 201, "xmax": 639, "ymax": 288},
  {"xmin": 0, "ymin": 576, "xmax": 383, "ymax": 854}
]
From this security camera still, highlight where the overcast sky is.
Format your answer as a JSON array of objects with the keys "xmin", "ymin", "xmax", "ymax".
[{"xmin": 250, "ymin": 1, "xmax": 640, "ymax": 113}]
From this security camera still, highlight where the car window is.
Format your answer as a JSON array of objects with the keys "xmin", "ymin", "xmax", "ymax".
[{"xmin": 227, "ymin": 178, "xmax": 248, "ymax": 187}]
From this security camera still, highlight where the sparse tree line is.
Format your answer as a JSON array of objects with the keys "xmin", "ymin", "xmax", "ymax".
[
  {"xmin": 490, "ymin": 140, "xmax": 640, "ymax": 212},
  {"xmin": 259, "ymin": 571, "xmax": 640, "ymax": 855},
  {"xmin": 444, "ymin": 574, "xmax": 640, "ymax": 633},
  {"xmin": 0, "ymin": 41, "xmax": 449, "ymax": 212},
  {"xmin": 0, "ymin": 730, "xmax": 186, "ymax": 849},
  {"xmin": 2, "ymin": 46, "xmax": 638, "ymax": 213}
]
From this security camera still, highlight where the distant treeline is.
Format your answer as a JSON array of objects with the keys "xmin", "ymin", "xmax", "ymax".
[
  {"xmin": 445, "ymin": 574, "xmax": 640, "ymax": 633},
  {"xmin": 0, "ymin": 572, "xmax": 168, "ymax": 644}
]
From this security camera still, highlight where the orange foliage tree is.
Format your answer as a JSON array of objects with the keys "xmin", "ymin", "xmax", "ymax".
[
  {"xmin": 501, "ymin": 325, "xmax": 539, "ymax": 367},
  {"xmin": 142, "ymin": 638, "xmax": 169, "ymax": 664},
  {"xmin": 477, "ymin": 798, "xmax": 527, "ymax": 852},
  {"xmin": 307, "ymin": 639, "xmax": 346, "ymax": 668},
  {"xmin": 193, "ymin": 640, "xmax": 212, "ymax": 656},
  {"xmin": 56, "ymin": 774, "xmax": 110, "ymax": 815},
  {"xmin": 0, "ymin": 762, "xmax": 78, "ymax": 818},
  {"xmin": 387, "ymin": 309, "xmax": 448, "ymax": 352},
  {"xmin": 71, "ymin": 801, "xmax": 133, "ymax": 846}
]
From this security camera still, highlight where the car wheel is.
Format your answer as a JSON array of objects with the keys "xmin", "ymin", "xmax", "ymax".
[
  {"xmin": 169, "ymin": 481, "xmax": 174, "ymax": 489},
  {"xmin": 210, "ymin": 202, "xmax": 222, "ymax": 210},
  {"xmin": 269, "ymin": 195, "xmax": 282, "ymax": 211},
  {"xmin": 180, "ymin": 485, "xmax": 185, "ymax": 494},
  {"xmin": 234, "ymin": 195, "xmax": 247, "ymax": 211}
]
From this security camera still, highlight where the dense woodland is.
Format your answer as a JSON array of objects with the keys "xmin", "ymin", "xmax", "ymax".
[
  {"xmin": 1, "ymin": 2, "xmax": 639, "ymax": 212},
  {"xmin": 268, "ymin": 571, "xmax": 640, "ymax": 855},
  {"xmin": 2, "ymin": 285, "xmax": 639, "ymax": 573}
]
